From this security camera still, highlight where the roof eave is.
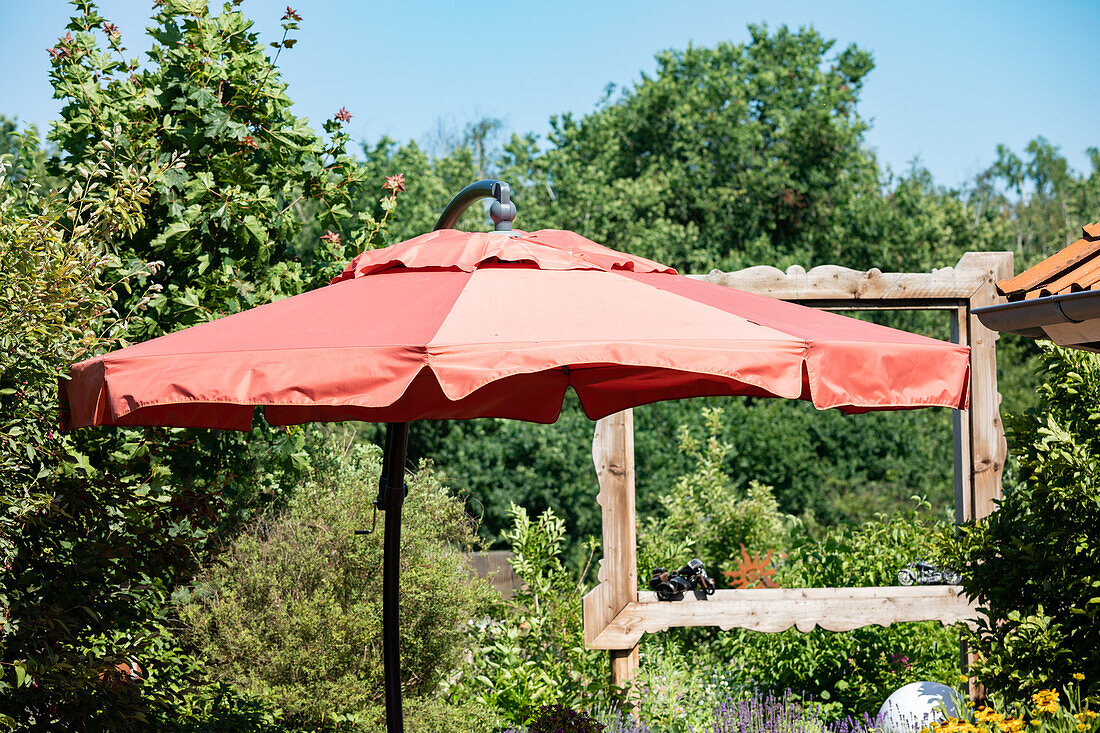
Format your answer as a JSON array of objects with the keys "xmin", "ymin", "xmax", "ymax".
[{"xmin": 974, "ymin": 290, "xmax": 1100, "ymax": 348}]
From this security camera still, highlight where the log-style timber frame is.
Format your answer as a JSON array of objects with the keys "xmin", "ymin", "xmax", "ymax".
[
  {"xmin": 582, "ymin": 252, "xmax": 1013, "ymax": 690},
  {"xmin": 591, "ymin": 587, "xmax": 980, "ymax": 650}
]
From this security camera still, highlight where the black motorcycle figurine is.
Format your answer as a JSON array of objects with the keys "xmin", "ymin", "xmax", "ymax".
[
  {"xmin": 649, "ymin": 559, "xmax": 717, "ymax": 601},
  {"xmin": 897, "ymin": 560, "xmax": 961, "ymax": 586}
]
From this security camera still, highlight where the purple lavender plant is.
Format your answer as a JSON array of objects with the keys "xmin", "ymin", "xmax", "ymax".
[
  {"xmin": 507, "ymin": 691, "xmax": 888, "ymax": 733},
  {"xmin": 704, "ymin": 689, "xmax": 885, "ymax": 733},
  {"xmin": 591, "ymin": 703, "xmax": 653, "ymax": 733},
  {"xmin": 829, "ymin": 710, "xmax": 888, "ymax": 733}
]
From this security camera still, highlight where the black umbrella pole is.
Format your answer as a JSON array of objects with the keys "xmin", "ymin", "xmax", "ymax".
[{"xmin": 380, "ymin": 422, "xmax": 410, "ymax": 732}]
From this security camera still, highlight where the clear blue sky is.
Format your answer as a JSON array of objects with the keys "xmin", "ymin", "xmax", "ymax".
[{"xmin": 2, "ymin": 0, "xmax": 1098, "ymax": 188}]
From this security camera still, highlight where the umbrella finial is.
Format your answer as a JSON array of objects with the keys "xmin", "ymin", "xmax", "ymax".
[
  {"xmin": 489, "ymin": 181, "xmax": 516, "ymax": 232},
  {"xmin": 435, "ymin": 179, "xmax": 518, "ymax": 234}
]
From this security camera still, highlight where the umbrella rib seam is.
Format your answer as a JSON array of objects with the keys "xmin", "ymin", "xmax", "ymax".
[{"xmin": 81, "ymin": 337, "xmax": 968, "ymax": 360}]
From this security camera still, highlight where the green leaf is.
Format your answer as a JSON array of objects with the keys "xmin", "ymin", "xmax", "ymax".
[
  {"xmin": 242, "ymin": 216, "xmax": 266, "ymax": 245},
  {"xmin": 162, "ymin": 221, "xmax": 191, "ymax": 241}
]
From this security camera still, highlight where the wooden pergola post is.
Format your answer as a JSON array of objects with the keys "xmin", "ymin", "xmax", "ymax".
[
  {"xmin": 582, "ymin": 410, "xmax": 639, "ymax": 695},
  {"xmin": 582, "ymin": 252, "xmax": 1013, "ymax": 690}
]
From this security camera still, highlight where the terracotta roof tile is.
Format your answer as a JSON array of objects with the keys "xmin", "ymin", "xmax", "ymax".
[
  {"xmin": 1043, "ymin": 255, "xmax": 1100, "ymax": 296},
  {"xmin": 996, "ymin": 222, "xmax": 1100, "ymax": 301}
]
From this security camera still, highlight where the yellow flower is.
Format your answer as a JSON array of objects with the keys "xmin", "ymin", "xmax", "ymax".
[
  {"xmin": 1076, "ymin": 725, "xmax": 1085, "ymax": 732},
  {"xmin": 1074, "ymin": 673, "xmax": 1086, "ymax": 682},
  {"xmin": 1030, "ymin": 721, "xmax": 1041, "ymax": 727},
  {"xmin": 1032, "ymin": 689, "xmax": 1060, "ymax": 715}
]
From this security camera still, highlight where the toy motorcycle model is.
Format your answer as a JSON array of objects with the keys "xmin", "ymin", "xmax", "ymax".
[
  {"xmin": 897, "ymin": 560, "xmax": 961, "ymax": 586},
  {"xmin": 649, "ymin": 559, "xmax": 717, "ymax": 601}
]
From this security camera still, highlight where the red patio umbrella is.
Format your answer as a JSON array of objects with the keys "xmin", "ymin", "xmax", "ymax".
[{"xmin": 61, "ymin": 181, "xmax": 970, "ymax": 731}]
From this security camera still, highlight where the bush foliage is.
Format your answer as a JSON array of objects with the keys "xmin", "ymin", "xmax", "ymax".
[
  {"xmin": 2, "ymin": 1, "xmax": 398, "ymax": 725},
  {"xmin": 722, "ymin": 502, "xmax": 958, "ymax": 718},
  {"xmin": 940, "ymin": 345, "xmax": 1100, "ymax": 701},
  {"xmin": 451, "ymin": 503, "xmax": 612, "ymax": 723},
  {"xmin": 0, "ymin": 132, "xmax": 200, "ymax": 729},
  {"xmin": 638, "ymin": 407, "xmax": 793, "ymax": 584},
  {"xmin": 180, "ymin": 440, "xmax": 499, "ymax": 728}
]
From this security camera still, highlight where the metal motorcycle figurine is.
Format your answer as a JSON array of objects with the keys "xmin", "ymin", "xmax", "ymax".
[
  {"xmin": 650, "ymin": 559, "xmax": 717, "ymax": 600},
  {"xmin": 897, "ymin": 560, "xmax": 961, "ymax": 586}
]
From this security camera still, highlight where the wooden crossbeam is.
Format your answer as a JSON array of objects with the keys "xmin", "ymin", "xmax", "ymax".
[
  {"xmin": 692, "ymin": 252, "xmax": 1004, "ymax": 301},
  {"xmin": 587, "ymin": 586, "xmax": 978, "ymax": 650}
]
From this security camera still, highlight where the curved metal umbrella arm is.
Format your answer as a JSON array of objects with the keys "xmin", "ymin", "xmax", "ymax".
[{"xmin": 434, "ymin": 179, "xmax": 517, "ymax": 232}]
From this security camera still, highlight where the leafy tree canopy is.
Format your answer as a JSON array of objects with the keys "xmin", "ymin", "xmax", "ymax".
[
  {"xmin": 2, "ymin": 1, "xmax": 397, "ymax": 725},
  {"xmin": 939, "ymin": 345, "xmax": 1100, "ymax": 701}
]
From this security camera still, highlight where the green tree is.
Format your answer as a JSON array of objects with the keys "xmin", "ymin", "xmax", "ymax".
[
  {"xmin": 48, "ymin": 0, "xmax": 371, "ymax": 334},
  {"xmin": 939, "ymin": 344, "xmax": 1100, "ymax": 701},
  {"xmin": 0, "ymin": 130, "xmax": 197, "ymax": 730},
  {"xmin": 50, "ymin": 0, "xmax": 401, "ymax": 530},
  {"xmin": 0, "ymin": 118, "xmax": 58, "ymax": 192},
  {"xmin": 0, "ymin": 1, "xmax": 400, "ymax": 725},
  {"xmin": 963, "ymin": 139, "xmax": 1100, "ymax": 458},
  {"xmin": 971, "ymin": 138, "xmax": 1100, "ymax": 269},
  {"xmin": 356, "ymin": 136, "xmax": 484, "ymax": 243},
  {"xmin": 43, "ymin": 0, "xmax": 370, "ymax": 535},
  {"xmin": 499, "ymin": 26, "xmax": 878, "ymax": 272},
  {"xmin": 412, "ymin": 30, "xmax": 1012, "ymax": 550}
]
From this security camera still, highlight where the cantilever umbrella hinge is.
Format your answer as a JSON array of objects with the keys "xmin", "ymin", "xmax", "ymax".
[{"xmin": 354, "ymin": 476, "xmax": 409, "ymax": 535}]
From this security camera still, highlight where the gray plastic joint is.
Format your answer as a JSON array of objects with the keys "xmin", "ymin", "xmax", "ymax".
[
  {"xmin": 489, "ymin": 181, "xmax": 516, "ymax": 232},
  {"xmin": 490, "ymin": 199, "xmax": 517, "ymax": 231}
]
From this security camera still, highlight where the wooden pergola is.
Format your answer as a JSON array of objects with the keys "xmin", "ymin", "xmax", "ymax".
[{"xmin": 581, "ymin": 252, "xmax": 1013, "ymax": 688}]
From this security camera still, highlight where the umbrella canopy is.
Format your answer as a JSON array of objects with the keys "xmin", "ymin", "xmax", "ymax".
[{"xmin": 61, "ymin": 228, "xmax": 969, "ymax": 431}]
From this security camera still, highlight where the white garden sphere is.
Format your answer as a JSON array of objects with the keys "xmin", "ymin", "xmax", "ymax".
[{"xmin": 878, "ymin": 681, "xmax": 962, "ymax": 733}]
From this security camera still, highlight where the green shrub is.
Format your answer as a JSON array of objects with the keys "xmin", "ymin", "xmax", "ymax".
[
  {"xmin": 938, "ymin": 344, "xmax": 1100, "ymax": 701},
  {"xmin": 450, "ymin": 503, "xmax": 614, "ymax": 723},
  {"xmin": 629, "ymin": 635, "xmax": 742, "ymax": 732},
  {"xmin": 520, "ymin": 703, "xmax": 606, "ymax": 733},
  {"xmin": 1, "ymin": 2, "xmax": 407, "ymax": 724},
  {"xmin": 0, "ymin": 134, "xmax": 210, "ymax": 729},
  {"xmin": 779, "ymin": 498, "xmax": 948, "ymax": 588},
  {"xmin": 179, "ymin": 438, "xmax": 498, "ymax": 729}
]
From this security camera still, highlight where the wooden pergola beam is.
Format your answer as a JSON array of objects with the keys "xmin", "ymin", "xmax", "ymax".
[
  {"xmin": 588, "ymin": 586, "xmax": 978, "ymax": 650},
  {"xmin": 692, "ymin": 252, "xmax": 1005, "ymax": 301}
]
